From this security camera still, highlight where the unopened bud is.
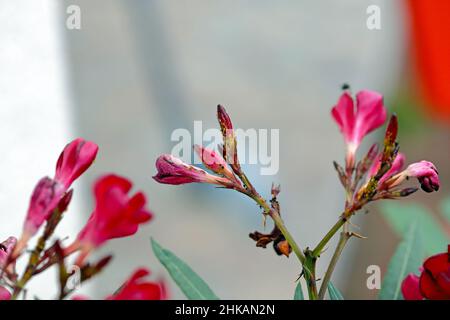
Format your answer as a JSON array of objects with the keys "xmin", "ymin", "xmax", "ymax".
[{"xmin": 384, "ymin": 114, "xmax": 398, "ymax": 147}]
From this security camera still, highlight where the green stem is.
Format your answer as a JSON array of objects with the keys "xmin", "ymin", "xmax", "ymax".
[
  {"xmin": 11, "ymin": 236, "xmax": 46, "ymax": 299},
  {"xmin": 318, "ymin": 231, "xmax": 351, "ymax": 299},
  {"xmin": 303, "ymin": 250, "xmax": 318, "ymax": 300},
  {"xmin": 270, "ymin": 211, "xmax": 306, "ymax": 265},
  {"xmin": 312, "ymin": 216, "xmax": 346, "ymax": 257},
  {"xmin": 235, "ymin": 169, "xmax": 314, "ymax": 296}
]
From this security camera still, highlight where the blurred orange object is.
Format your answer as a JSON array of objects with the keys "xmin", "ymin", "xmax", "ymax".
[{"xmin": 406, "ymin": 0, "xmax": 450, "ymax": 123}]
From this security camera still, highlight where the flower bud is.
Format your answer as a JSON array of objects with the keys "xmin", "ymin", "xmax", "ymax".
[
  {"xmin": 0, "ymin": 237, "xmax": 17, "ymax": 269},
  {"xmin": 386, "ymin": 161, "xmax": 440, "ymax": 193},
  {"xmin": 384, "ymin": 114, "xmax": 398, "ymax": 148},
  {"xmin": 153, "ymin": 154, "xmax": 235, "ymax": 187},
  {"xmin": 0, "ymin": 286, "xmax": 11, "ymax": 300},
  {"xmin": 55, "ymin": 138, "xmax": 99, "ymax": 188},
  {"xmin": 217, "ymin": 105, "xmax": 239, "ymax": 170},
  {"xmin": 193, "ymin": 145, "xmax": 239, "ymax": 184}
]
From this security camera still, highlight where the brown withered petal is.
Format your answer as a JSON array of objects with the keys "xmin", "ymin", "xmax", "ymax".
[{"xmin": 274, "ymin": 238, "xmax": 292, "ymax": 257}]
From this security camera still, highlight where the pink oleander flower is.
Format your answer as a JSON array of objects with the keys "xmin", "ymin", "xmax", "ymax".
[
  {"xmin": 153, "ymin": 154, "xmax": 235, "ymax": 187},
  {"xmin": 331, "ymin": 90, "xmax": 387, "ymax": 167},
  {"xmin": 107, "ymin": 268, "xmax": 165, "ymax": 300},
  {"xmin": 71, "ymin": 175, "xmax": 152, "ymax": 264},
  {"xmin": 0, "ymin": 237, "xmax": 17, "ymax": 271},
  {"xmin": 15, "ymin": 139, "xmax": 98, "ymax": 257},
  {"xmin": 55, "ymin": 138, "xmax": 99, "ymax": 189},
  {"xmin": 0, "ymin": 286, "xmax": 11, "ymax": 300},
  {"xmin": 385, "ymin": 161, "xmax": 440, "ymax": 193}
]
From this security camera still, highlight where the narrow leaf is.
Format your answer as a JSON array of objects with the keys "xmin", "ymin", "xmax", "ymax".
[
  {"xmin": 378, "ymin": 221, "xmax": 425, "ymax": 300},
  {"xmin": 151, "ymin": 238, "xmax": 219, "ymax": 300},
  {"xmin": 328, "ymin": 282, "xmax": 344, "ymax": 300},
  {"xmin": 293, "ymin": 281, "xmax": 304, "ymax": 300},
  {"xmin": 381, "ymin": 202, "xmax": 448, "ymax": 255},
  {"xmin": 441, "ymin": 197, "xmax": 450, "ymax": 224}
]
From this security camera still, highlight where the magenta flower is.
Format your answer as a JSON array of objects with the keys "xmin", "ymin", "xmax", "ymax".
[
  {"xmin": 153, "ymin": 154, "xmax": 235, "ymax": 187},
  {"xmin": 55, "ymin": 138, "xmax": 99, "ymax": 188},
  {"xmin": 405, "ymin": 161, "xmax": 440, "ymax": 192},
  {"xmin": 22, "ymin": 178, "xmax": 65, "ymax": 237},
  {"xmin": 386, "ymin": 161, "xmax": 440, "ymax": 193},
  {"xmin": 16, "ymin": 139, "xmax": 98, "ymax": 257},
  {"xmin": 0, "ymin": 286, "xmax": 11, "ymax": 300},
  {"xmin": 331, "ymin": 90, "xmax": 387, "ymax": 166},
  {"xmin": 70, "ymin": 175, "xmax": 152, "ymax": 264}
]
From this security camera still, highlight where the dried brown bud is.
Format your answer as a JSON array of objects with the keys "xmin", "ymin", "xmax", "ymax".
[{"xmin": 333, "ymin": 161, "xmax": 347, "ymax": 187}]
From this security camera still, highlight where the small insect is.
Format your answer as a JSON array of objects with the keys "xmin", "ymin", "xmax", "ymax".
[{"xmin": 341, "ymin": 83, "xmax": 350, "ymax": 90}]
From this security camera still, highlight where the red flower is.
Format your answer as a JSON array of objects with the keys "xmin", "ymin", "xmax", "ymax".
[
  {"xmin": 108, "ymin": 268, "xmax": 165, "ymax": 300},
  {"xmin": 73, "ymin": 175, "xmax": 152, "ymax": 264},
  {"xmin": 401, "ymin": 273, "xmax": 423, "ymax": 300},
  {"xmin": 419, "ymin": 248, "xmax": 450, "ymax": 299},
  {"xmin": 402, "ymin": 247, "xmax": 450, "ymax": 300},
  {"xmin": 55, "ymin": 138, "xmax": 98, "ymax": 188},
  {"xmin": 331, "ymin": 90, "xmax": 387, "ymax": 168}
]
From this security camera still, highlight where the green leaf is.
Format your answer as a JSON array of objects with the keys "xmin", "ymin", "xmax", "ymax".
[
  {"xmin": 327, "ymin": 282, "xmax": 344, "ymax": 300},
  {"xmin": 380, "ymin": 202, "xmax": 448, "ymax": 255},
  {"xmin": 441, "ymin": 197, "xmax": 450, "ymax": 223},
  {"xmin": 378, "ymin": 221, "xmax": 425, "ymax": 300},
  {"xmin": 293, "ymin": 281, "xmax": 304, "ymax": 300},
  {"xmin": 151, "ymin": 238, "xmax": 219, "ymax": 300}
]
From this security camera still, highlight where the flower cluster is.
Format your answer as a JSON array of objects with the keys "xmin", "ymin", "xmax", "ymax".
[
  {"xmin": 331, "ymin": 88, "xmax": 439, "ymax": 210},
  {"xmin": 0, "ymin": 139, "xmax": 161, "ymax": 300},
  {"xmin": 153, "ymin": 88, "xmax": 442, "ymax": 300}
]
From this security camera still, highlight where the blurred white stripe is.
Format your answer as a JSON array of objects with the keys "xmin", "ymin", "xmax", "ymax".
[{"xmin": 0, "ymin": 0, "xmax": 84, "ymax": 298}]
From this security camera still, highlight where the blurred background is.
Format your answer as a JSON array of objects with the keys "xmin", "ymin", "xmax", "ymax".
[{"xmin": 0, "ymin": 0, "xmax": 449, "ymax": 299}]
